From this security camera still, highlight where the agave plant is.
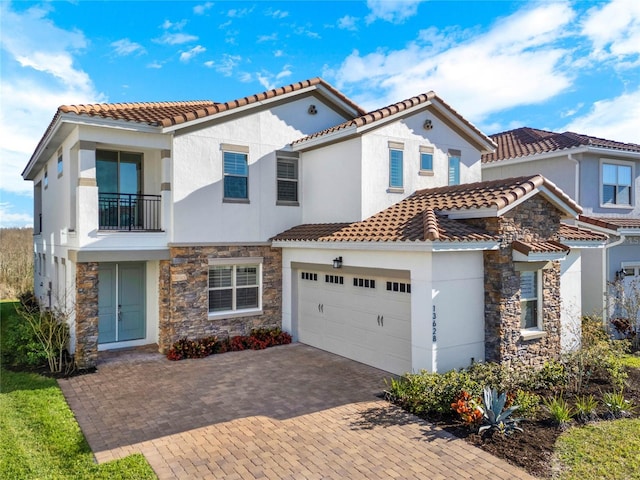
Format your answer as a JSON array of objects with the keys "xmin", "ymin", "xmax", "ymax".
[{"xmin": 478, "ymin": 387, "xmax": 523, "ymax": 435}]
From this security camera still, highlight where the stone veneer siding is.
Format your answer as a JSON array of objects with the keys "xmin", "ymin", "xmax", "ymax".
[
  {"xmin": 158, "ymin": 245, "xmax": 282, "ymax": 352},
  {"xmin": 468, "ymin": 196, "xmax": 564, "ymax": 368},
  {"xmin": 75, "ymin": 262, "xmax": 99, "ymax": 368}
]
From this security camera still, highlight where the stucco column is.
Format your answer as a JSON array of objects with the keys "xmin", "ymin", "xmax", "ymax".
[
  {"xmin": 160, "ymin": 149, "xmax": 172, "ymax": 236},
  {"xmin": 410, "ymin": 255, "xmax": 434, "ymax": 372},
  {"xmin": 75, "ymin": 141, "xmax": 98, "ymax": 240}
]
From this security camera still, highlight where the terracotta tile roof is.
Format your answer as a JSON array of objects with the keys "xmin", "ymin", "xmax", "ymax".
[
  {"xmin": 578, "ymin": 215, "xmax": 640, "ymax": 231},
  {"xmin": 512, "ymin": 240, "xmax": 569, "ymax": 255},
  {"xmin": 291, "ymin": 92, "xmax": 491, "ymax": 147},
  {"xmin": 274, "ymin": 175, "xmax": 578, "ymax": 244},
  {"xmin": 558, "ymin": 223, "xmax": 608, "ymax": 241},
  {"xmin": 482, "ymin": 127, "xmax": 640, "ymax": 163}
]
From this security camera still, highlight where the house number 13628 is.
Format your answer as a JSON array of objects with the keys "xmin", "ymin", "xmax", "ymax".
[{"xmin": 432, "ymin": 305, "xmax": 437, "ymax": 342}]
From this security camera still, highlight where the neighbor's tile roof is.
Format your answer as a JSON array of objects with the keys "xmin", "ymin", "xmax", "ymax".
[
  {"xmin": 578, "ymin": 216, "xmax": 640, "ymax": 231},
  {"xmin": 292, "ymin": 92, "xmax": 490, "ymax": 146},
  {"xmin": 273, "ymin": 175, "xmax": 576, "ymax": 243},
  {"xmin": 482, "ymin": 127, "xmax": 640, "ymax": 163},
  {"xmin": 558, "ymin": 223, "xmax": 608, "ymax": 242}
]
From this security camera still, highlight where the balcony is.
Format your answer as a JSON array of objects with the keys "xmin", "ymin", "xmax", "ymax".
[{"xmin": 98, "ymin": 193, "xmax": 162, "ymax": 231}]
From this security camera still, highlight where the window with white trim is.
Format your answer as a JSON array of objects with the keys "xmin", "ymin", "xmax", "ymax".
[
  {"xmin": 276, "ymin": 152, "xmax": 299, "ymax": 204},
  {"xmin": 448, "ymin": 149, "xmax": 461, "ymax": 186},
  {"xmin": 520, "ymin": 270, "xmax": 541, "ymax": 330},
  {"xmin": 388, "ymin": 141, "xmax": 404, "ymax": 190},
  {"xmin": 419, "ymin": 145, "xmax": 434, "ymax": 173},
  {"xmin": 208, "ymin": 262, "xmax": 261, "ymax": 314},
  {"xmin": 57, "ymin": 150, "xmax": 63, "ymax": 177},
  {"xmin": 601, "ymin": 161, "xmax": 632, "ymax": 206},
  {"xmin": 223, "ymin": 149, "xmax": 249, "ymax": 200},
  {"xmin": 44, "ymin": 166, "xmax": 49, "ymax": 189}
]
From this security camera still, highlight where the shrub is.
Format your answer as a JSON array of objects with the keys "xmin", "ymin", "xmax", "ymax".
[
  {"xmin": 451, "ymin": 391, "xmax": 483, "ymax": 428},
  {"xmin": 533, "ymin": 360, "xmax": 567, "ymax": 390},
  {"xmin": 513, "ymin": 389, "xmax": 541, "ymax": 419},
  {"xmin": 574, "ymin": 394, "xmax": 598, "ymax": 423},
  {"xmin": 1, "ymin": 310, "xmax": 48, "ymax": 367},
  {"xmin": 602, "ymin": 391, "xmax": 635, "ymax": 419},
  {"xmin": 544, "ymin": 395, "xmax": 573, "ymax": 429}
]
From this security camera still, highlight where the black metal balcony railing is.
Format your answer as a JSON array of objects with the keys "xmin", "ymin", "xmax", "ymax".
[{"xmin": 98, "ymin": 193, "xmax": 162, "ymax": 231}]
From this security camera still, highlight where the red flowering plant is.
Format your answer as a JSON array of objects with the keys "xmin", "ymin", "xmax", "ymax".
[{"xmin": 451, "ymin": 390, "xmax": 483, "ymax": 429}]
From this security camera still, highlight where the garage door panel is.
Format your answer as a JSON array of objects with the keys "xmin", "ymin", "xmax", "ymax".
[{"xmin": 297, "ymin": 269, "xmax": 412, "ymax": 375}]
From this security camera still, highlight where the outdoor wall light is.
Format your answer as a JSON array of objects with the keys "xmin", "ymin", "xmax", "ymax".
[
  {"xmin": 423, "ymin": 119, "xmax": 433, "ymax": 130},
  {"xmin": 333, "ymin": 256, "xmax": 343, "ymax": 269},
  {"xmin": 616, "ymin": 268, "xmax": 626, "ymax": 280}
]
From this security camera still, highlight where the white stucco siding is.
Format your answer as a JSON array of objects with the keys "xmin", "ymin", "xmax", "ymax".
[
  {"xmin": 431, "ymin": 251, "xmax": 485, "ymax": 372},
  {"xmin": 171, "ymin": 97, "xmax": 349, "ymax": 243},
  {"xmin": 360, "ymin": 112, "xmax": 483, "ymax": 219},
  {"xmin": 581, "ymin": 247, "xmax": 606, "ymax": 318},
  {"xmin": 483, "ymin": 156, "xmax": 579, "ymax": 203},
  {"xmin": 301, "ymin": 138, "xmax": 363, "ymax": 223},
  {"xmin": 560, "ymin": 250, "xmax": 582, "ymax": 351}
]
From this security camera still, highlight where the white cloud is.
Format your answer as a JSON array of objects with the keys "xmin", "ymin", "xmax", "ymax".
[
  {"xmin": 180, "ymin": 45, "xmax": 206, "ymax": 62},
  {"xmin": 334, "ymin": 2, "xmax": 576, "ymax": 122},
  {"xmin": 0, "ymin": 3, "xmax": 103, "ymax": 199},
  {"xmin": 156, "ymin": 32, "xmax": 199, "ymax": 45},
  {"xmin": 257, "ymin": 33, "xmax": 278, "ymax": 43},
  {"xmin": 204, "ymin": 54, "xmax": 242, "ymax": 76},
  {"xmin": 147, "ymin": 61, "xmax": 163, "ymax": 69},
  {"xmin": 111, "ymin": 38, "xmax": 146, "ymax": 56},
  {"xmin": 365, "ymin": 0, "xmax": 423, "ymax": 24},
  {"xmin": 294, "ymin": 24, "xmax": 320, "ymax": 39},
  {"xmin": 193, "ymin": 2, "xmax": 214, "ymax": 15},
  {"xmin": 256, "ymin": 67, "xmax": 294, "ymax": 90},
  {"xmin": 562, "ymin": 89, "xmax": 640, "ymax": 144},
  {"xmin": 0, "ymin": 203, "xmax": 32, "ymax": 229},
  {"xmin": 338, "ymin": 15, "xmax": 358, "ymax": 31},
  {"xmin": 265, "ymin": 8, "xmax": 289, "ymax": 19},
  {"xmin": 228, "ymin": 7, "xmax": 254, "ymax": 18},
  {"xmin": 274, "ymin": 50, "xmax": 284, "ymax": 57},
  {"xmin": 582, "ymin": 0, "xmax": 640, "ymax": 62}
]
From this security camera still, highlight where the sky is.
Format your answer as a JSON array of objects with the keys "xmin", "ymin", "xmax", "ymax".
[{"xmin": 1, "ymin": 0, "xmax": 639, "ymax": 228}]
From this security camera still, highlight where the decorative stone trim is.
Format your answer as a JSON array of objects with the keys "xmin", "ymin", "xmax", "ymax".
[{"xmin": 75, "ymin": 262, "xmax": 99, "ymax": 368}]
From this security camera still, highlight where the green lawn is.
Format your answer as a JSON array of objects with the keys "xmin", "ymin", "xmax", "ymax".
[{"xmin": 1, "ymin": 301, "xmax": 157, "ymax": 480}]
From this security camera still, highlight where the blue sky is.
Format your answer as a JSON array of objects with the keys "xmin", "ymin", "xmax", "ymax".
[{"xmin": 1, "ymin": 0, "xmax": 639, "ymax": 228}]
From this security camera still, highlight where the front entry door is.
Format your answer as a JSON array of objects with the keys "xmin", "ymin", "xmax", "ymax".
[{"xmin": 98, "ymin": 263, "xmax": 145, "ymax": 344}]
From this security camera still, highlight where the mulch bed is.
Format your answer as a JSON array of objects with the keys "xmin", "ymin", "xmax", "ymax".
[{"xmin": 422, "ymin": 367, "xmax": 640, "ymax": 478}]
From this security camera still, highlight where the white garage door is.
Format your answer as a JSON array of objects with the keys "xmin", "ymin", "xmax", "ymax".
[{"xmin": 298, "ymin": 269, "xmax": 411, "ymax": 375}]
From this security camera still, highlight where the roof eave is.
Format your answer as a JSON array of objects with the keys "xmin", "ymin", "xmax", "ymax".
[
  {"xmin": 482, "ymin": 146, "xmax": 590, "ymax": 168},
  {"xmin": 271, "ymin": 239, "xmax": 499, "ymax": 251}
]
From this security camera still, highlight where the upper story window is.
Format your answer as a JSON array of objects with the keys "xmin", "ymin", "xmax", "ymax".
[
  {"xmin": 57, "ymin": 150, "xmax": 63, "ymax": 177},
  {"xmin": 520, "ymin": 270, "xmax": 541, "ymax": 330},
  {"xmin": 44, "ymin": 166, "xmax": 49, "ymax": 189},
  {"xmin": 419, "ymin": 145, "xmax": 434, "ymax": 174},
  {"xmin": 388, "ymin": 141, "xmax": 404, "ymax": 191},
  {"xmin": 601, "ymin": 161, "xmax": 632, "ymax": 207},
  {"xmin": 448, "ymin": 149, "xmax": 461, "ymax": 186},
  {"xmin": 208, "ymin": 260, "xmax": 261, "ymax": 315},
  {"xmin": 276, "ymin": 151, "xmax": 299, "ymax": 205},
  {"xmin": 222, "ymin": 144, "xmax": 249, "ymax": 201}
]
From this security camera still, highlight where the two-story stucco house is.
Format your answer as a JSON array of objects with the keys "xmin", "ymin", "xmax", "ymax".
[
  {"xmin": 482, "ymin": 127, "xmax": 640, "ymax": 319},
  {"xmin": 23, "ymin": 79, "xmax": 605, "ymax": 375}
]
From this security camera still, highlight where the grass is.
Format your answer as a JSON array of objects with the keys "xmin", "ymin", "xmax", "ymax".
[
  {"xmin": 1, "ymin": 301, "xmax": 157, "ymax": 480},
  {"xmin": 555, "ymin": 419, "xmax": 640, "ymax": 480}
]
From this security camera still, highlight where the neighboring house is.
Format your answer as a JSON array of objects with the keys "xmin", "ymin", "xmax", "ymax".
[
  {"xmin": 482, "ymin": 127, "xmax": 640, "ymax": 319},
  {"xmin": 23, "ymin": 79, "xmax": 604, "ymax": 374}
]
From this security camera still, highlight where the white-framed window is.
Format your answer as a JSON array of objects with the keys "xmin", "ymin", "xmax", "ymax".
[
  {"xmin": 419, "ymin": 145, "xmax": 434, "ymax": 174},
  {"xmin": 208, "ymin": 258, "xmax": 262, "ymax": 315},
  {"xmin": 222, "ymin": 145, "xmax": 249, "ymax": 201},
  {"xmin": 57, "ymin": 150, "xmax": 63, "ymax": 177},
  {"xmin": 276, "ymin": 152, "xmax": 299, "ymax": 205},
  {"xmin": 601, "ymin": 159, "xmax": 633, "ymax": 207},
  {"xmin": 520, "ymin": 270, "xmax": 542, "ymax": 330},
  {"xmin": 448, "ymin": 149, "xmax": 461, "ymax": 186},
  {"xmin": 44, "ymin": 166, "xmax": 49, "ymax": 189},
  {"xmin": 388, "ymin": 141, "xmax": 404, "ymax": 190}
]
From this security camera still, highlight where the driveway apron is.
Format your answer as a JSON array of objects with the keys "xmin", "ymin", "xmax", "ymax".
[{"xmin": 58, "ymin": 343, "xmax": 535, "ymax": 479}]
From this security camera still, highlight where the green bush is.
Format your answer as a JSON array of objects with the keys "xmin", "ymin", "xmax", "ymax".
[
  {"xmin": 1, "ymin": 313, "xmax": 48, "ymax": 367},
  {"xmin": 513, "ymin": 389, "xmax": 541, "ymax": 419}
]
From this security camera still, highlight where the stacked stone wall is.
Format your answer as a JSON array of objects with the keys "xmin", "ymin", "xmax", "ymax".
[
  {"xmin": 158, "ymin": 245, "xmax": 282, "ymax": 352},
  {"xmin": 75, "ymin": 262, "xmax": 99, "ymax": 368}
]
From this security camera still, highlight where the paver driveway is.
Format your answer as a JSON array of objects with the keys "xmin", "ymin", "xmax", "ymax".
[{"xmin": 58, "ymin": 343, "xmax": 534, "ymax": 479}]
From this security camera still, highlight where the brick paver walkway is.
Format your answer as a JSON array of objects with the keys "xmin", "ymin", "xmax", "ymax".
[{"xmin": 58, "ymin": 343, "xmax": 535, "ymax": 479}]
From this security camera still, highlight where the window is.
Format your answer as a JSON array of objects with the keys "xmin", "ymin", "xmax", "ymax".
[
  {"xmin": 448, "ymin": 150, "xmax": 461, "ymax": 186},
  {"xmin": 419, "ymin": 146, "xmax": 434, "ymax": 173},
  {"xmin": 386, "ymin": 281, "xmax": 411, "ymax": 293},
  {"xmin": 325, "ymin": 274, "xmax": 344, "ymax": 285},
  {"xmin": 520, "ymin": 270, "xmax": 541, "ymax": 329},
  {"xmin": 223, "ymin": 150, "xmax": 249, "ymax": 200},
  {"xmin": 208, "ymin": 263, "xmax": 260, "ymax": 314},
  {"xmin": 388, "ymin": 141, "xmax": 404, "ymax": 190},
  {"xmin": 353, "ymin": 277, "xmax": 376, "ymax": 289},
  {"xmin": 277, "ymin": 153, "xmax": 299, "ymax": 204},
  {"xmin": 57, "ymin": 150, "xmax": 63, "ymax": 176},
  {"xmin": 602, "ymin": 162, "xmax": 632, "ymax": 206},
  {"xmin": 44, "ymin": 166, "xmax": 48, "ymax": 189},
  {"xmin": 301, "ymin": 272, "xmax": 317, "ymax": 281}
]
